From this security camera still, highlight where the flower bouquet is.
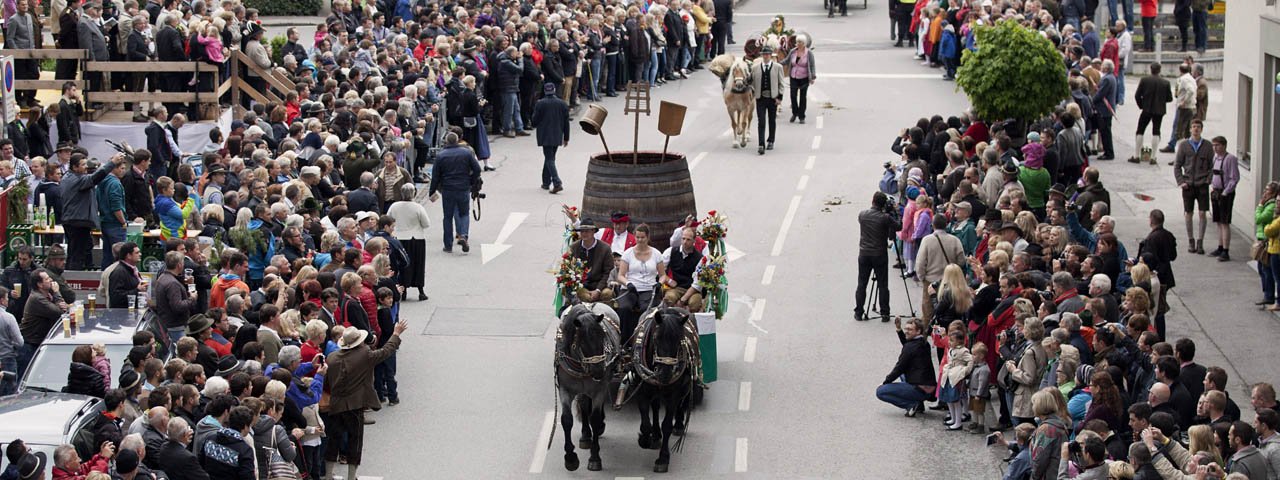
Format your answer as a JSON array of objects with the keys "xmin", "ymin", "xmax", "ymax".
[
  {"xmin": 697, "ymin": 255, "xmax": 729, "ymax": 319},
  {"xmin": 552, "ymin": 252, "xmax": 588, "ymax": 315},
  {"xmin": 697, "ymin": 210, "xmax": 728, "ymax": 256}
]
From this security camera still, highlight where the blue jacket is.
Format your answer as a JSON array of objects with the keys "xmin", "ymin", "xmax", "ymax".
[
  {"xmin": 155, "ymin": 194, "xmax": 184, "ymax": 237},
  {"xmin": 246, "ymin": 219, "xmax": 275, "ymax": 280},
  {"xmin": 939, "ymin": 29, "xmax": 959, "ymax": 60},
  {"xmin": 429, "ymin": 145, "xmax": 482, "ymax": 195},
  {"xmin": 1004, "ymin": 446, "xmax": 1031, "ymax": 480}
]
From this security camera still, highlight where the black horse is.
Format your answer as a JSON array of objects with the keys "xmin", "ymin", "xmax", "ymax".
[
  {"xmin": 631, "ymin": 307, "xmax": 696, "ymax": 473},
  {"xmin": 555, "ymin": 303, "xmax": 622, "ymax": 471}
]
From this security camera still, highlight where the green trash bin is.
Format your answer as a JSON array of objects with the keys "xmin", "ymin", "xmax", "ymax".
[{"xmin": 694, "ymin": 312, "xmax": 717, "ymax": 383}]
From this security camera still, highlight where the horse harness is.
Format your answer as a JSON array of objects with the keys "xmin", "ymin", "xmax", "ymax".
[
  {"xmin": 631, "ymin": 309, "xmax": 701, "ymax": 387},
  {"xmin": 729, "ymin": 63, "xmax": 754, "ymax": 94},
  {"xmin": 555, "ymin": 303, "xmax": 623, "ymax": 381}
]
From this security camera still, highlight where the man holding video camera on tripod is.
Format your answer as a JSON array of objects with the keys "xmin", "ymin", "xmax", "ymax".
[{"xmin": 856, "ymin": 192, "xmax": 900, "ymax": 322}]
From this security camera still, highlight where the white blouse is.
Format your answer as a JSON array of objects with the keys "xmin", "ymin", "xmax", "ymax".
[{"xmin": 621, "ymin": 246, "xmax": 659, "ymax": 292}]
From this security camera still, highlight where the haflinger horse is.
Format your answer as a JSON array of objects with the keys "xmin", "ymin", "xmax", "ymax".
[
  {"xmin": 711, "ymin": 54, "xmax": 755, "ymax": 149},
  {"xmin": 631, "ymin": 307, "xmax": 699, "ymax": 473},
  {"xmin": 555, "ymin": 302, "xmax": 623, "ymax": 471}
]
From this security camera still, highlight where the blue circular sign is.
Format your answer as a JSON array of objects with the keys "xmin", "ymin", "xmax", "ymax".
[{"xmin": 2, "ymin": 62, "xmax": 12, "ymax": 92}]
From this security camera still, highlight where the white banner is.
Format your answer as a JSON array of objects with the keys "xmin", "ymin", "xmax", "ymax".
[{"xmin": 46, "ymin": 109, "xmax": 233, "ymax": 162}]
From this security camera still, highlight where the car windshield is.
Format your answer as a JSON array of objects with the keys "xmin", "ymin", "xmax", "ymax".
[{"xmin": 21, "ymin": 344, "xmax": 135, "ymax": 394}]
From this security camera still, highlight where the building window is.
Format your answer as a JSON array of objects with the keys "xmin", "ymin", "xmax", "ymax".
[{"xmin": 1239, "ymin": 74, "xmax": 1253, "ymax": 169}]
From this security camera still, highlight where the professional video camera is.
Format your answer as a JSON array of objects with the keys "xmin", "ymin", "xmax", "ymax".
[{"xmin": 105, "ymin": 140, "xmax": 136, "ymax": 162}]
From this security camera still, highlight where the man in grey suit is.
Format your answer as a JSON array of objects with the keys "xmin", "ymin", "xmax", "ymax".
[
  {"xmin": 532, "ymin": 83, "xmax": 571, "ymax": 194},
  {"xmin": 78, "ymin": 3, "xmax": 110, "ymax": 96},
  {"xmin": 5, "ymin": 0, "xmax": 40, "ymax": 107},
  {"xmin": 1091, "ymin": 59, "xmax": 1118, "ymax": 160},
  {"xmin": 752, "ymin": 47, "xmax": 785, "ymax": 155}
]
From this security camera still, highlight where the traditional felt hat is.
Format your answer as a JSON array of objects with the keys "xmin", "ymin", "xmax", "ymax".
[
  {"xmin": 186, "ymin": 314, "xmax": 214, "ymax": 336},
  {"xmin": 214, "ymin": 354, "xmax": 242, "ymax": 377},
  {"xmin": 16, "ymin": 452, "xmax": 46, "ymax": 480},
  {"xmin": 610, "ymin": 211, "xmax": 630, "ymax": 223},
  {"xmin": 46, "ymin": 244, "xmax": 67, "ymax": 259},
  {"xmin": 998, "ymin": 221, "xmax": 1023, "ymax": 236}
]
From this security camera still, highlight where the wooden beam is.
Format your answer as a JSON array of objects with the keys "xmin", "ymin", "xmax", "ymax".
[
  {"xmin": 231, "ymin": 50, "xmax": 295, "ymax": 96},
  {"xmin": 13, "ymin": 80, "xmax": 86, "ymax": 90},
  {"xmin": 234, "ymin": 78, "xmax": 279, "ymax": 105},
  {"xmin": 85, "ymin": 61, "xmax": 201, "ymax": 72},
  {"xmin": 215, "ymin": 78, "xmax": 233, "ymax": 97},
  {"xmin": 0, "ymin": 49, "xmax": 86, "ymax": 59},
  {"xmin": 84, "ymin": 91, "xmax": 216, "ymax": 103}
]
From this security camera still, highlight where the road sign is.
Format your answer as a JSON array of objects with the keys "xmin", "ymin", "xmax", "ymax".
[{"xmin": 0, "ymin": 56, "xmax": 15, "ymax": 124}]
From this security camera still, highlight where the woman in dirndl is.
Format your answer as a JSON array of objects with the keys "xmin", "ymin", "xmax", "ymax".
[{"xmin": 387, "ymin": 183, "xmax": 431, "ymax": 301}]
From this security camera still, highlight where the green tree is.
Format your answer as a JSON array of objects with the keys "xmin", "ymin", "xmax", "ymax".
[{"xmin": 956, "ymin": 20, "xmax": 1069, "ymax": 125}]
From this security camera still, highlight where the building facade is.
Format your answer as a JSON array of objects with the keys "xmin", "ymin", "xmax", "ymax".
[{"xmin": 1222, "ymin": 2, "xmax": 1280, "ymax": 233}]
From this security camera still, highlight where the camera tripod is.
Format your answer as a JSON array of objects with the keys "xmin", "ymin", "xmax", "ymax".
[{"xmin": 868, "ymin": 239, "xmax": 918, "ymax": 321}]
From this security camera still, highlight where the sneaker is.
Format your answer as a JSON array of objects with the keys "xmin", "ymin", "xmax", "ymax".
[
  {"xmin": 766, "ymin": 142, "xmax": 774, "ymax": 150},
  {"xmin": 516, "ymin": 130, "xmax": 531, "ymax": 136},
  {"xmin": 389, "ymin": 397, "xmax": 400, "ymax": 406},
  {"xmin": 905, "ymin": 403, "xmax": 921, "ymax": 417},
  {"xmin": 460, "ymin": 237, "xmax": 471, "ymax": 253},
  {"xmin": 550, "ymin": 185, "xmax": 564, "ymax": 194}
]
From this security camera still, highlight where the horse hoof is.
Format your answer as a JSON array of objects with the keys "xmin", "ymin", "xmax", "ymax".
[
  {"xmin": 565, "ymin": 453, "xmax": 580, "ymax": 471},
  {"xmin": 587, "ymin": 459, "xmax": 603, "ymax": 471},
  {"xmin": 579, "ymin": 439, "xmax": 593, "ymax": 450},
  {"xmin": 648, "ymin": 433, "xmax": 662, "ymax": 450},
  {"xmin": 654, "ymin": 463, "xmax": 670, "ymax": 473},
  {"xmin": 638, "ymin": 433, "xmax": 652, "ymax": 449}
]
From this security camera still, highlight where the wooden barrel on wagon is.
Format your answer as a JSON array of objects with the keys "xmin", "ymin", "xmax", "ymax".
[{"xmin": 582, "ymin": 152, "xmax": 696, "ymax": 252}]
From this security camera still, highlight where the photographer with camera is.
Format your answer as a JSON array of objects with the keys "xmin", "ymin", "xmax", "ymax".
[
  {"xmin": 428, "ymin": 131, "xmax": 483, "ymax": 254},
  {"xmin": 856, "ymin": 192, "xmax": 900, "ymax": 322},
  {"xmin": 61, "ymin": 152, "xmax": 124, "ymax": 270}
]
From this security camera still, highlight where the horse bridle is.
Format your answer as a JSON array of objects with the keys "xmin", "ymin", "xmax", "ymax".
[
  {"xmin": 633, "ymin": 310, "xmax": 694, "ymax": 387},
  {"xmin": 730, "ymin": 62, "xmax": 752, "ymax": 94},
  {"xmin": 556, "ymin": 304, "xmax": 621, "ymax": 381}
]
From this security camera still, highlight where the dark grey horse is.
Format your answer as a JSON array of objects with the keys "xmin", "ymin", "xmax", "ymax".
[{"xmin": 554, "ymin": 303, "xmax": 622, "ymax": 471}]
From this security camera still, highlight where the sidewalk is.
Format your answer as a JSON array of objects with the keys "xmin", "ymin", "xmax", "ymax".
[{"xmin": 1096, "ymin": 77, "xmax": 1277, "ymax": 417}]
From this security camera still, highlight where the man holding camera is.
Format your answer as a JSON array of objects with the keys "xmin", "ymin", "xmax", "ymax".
[
  {"xmin": 856, "ymin": 192, "xmax": 899, "ymax": 322},
  {"xmin": 429, "ymin": 132, "xmax": 482, "ymax": 254}
]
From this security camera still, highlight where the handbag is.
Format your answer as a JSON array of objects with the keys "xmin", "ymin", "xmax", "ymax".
[
  {"xmin": 264, "ymin": 428, "xmax": 300, "ymax": 480},
  {"xmin": 1252, "ymin": 240, "xmax": 1269, "ymax": 263}
]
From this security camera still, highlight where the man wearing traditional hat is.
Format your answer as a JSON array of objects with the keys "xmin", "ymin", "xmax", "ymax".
[
  {"xmin": 596, "ymin": 211, "xmax": 636, "ymax": 255},
  {"xmin": 325, "ymin": 321, "xmax": 407, "ymax": 480},
  {"xmin": 186, "ymin": 314, "xmax": 220, "ymax": 379},
  {"xmin": 43, "ymin": 245, "xmax": 76, "ymax": 303},
  {"xmin": 532, "ymin": 82, "xmax": 571, "ymax": 194},
  {"xmin": 571, "ymin": 221, "xmax": 615, "ymax": 303},
  {"xmin": 202, "ymin": 165, "xmax": 227, "ymax": 206},
  {"xmin": 751, "ymin": 46, "xmax": 785, "ymax": 155}
]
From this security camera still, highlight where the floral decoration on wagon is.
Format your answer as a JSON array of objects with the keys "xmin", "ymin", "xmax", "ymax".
[
  {"xmin": 697, "ymin": 210, "xmax": 728, "ymax": 256},
  {"xmin": 697, "ymin": 255, "xmax": 729, "ymax": 319}
]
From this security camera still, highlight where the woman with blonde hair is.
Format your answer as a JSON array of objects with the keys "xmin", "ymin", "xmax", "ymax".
[
  {"xmin": 1121, "ymin": 287, "xmax": 1152, "ymax": 323},
  {"xmin": 1187, "ymin": 424, "xmax": 1224, "ymax": 467},
  {"xmin": 279, "ymin": 309, "xmax": 303, "ymax": 346}
]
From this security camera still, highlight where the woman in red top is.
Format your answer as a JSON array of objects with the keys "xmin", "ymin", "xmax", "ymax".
[{"xmin": 1139, "ymin": 0, "xmax": 1158, "ymax": 51}]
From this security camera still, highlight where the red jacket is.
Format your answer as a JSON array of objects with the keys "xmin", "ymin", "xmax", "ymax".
[
  {"xmin": 51, "ymin": 453, "xmax": 110, "ymax": 479},
  {"xmin": 359, "ymin": 282, "xmax": 380, "ymax": 338},
  {"xmin": 599, "ymin": 228, "xmax": 637, "ymax": 252},
  {"xmin": 1100, "ymin": 38, "xmax": 1120, "ymax": 71}
]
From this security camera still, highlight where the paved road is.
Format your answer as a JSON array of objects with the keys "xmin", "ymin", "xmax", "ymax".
[{"xmin": 343, "ymin": 0, "xmax": 1278, "ymax": 477}]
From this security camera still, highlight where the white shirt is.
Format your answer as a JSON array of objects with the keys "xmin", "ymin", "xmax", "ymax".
[
  {"xmin": 595, "ymin": 228, "xmax": 631, "ymax": 254},
  {"xmin": 621, "ymin": 246, "xmax": 659, "ymax": 292}
]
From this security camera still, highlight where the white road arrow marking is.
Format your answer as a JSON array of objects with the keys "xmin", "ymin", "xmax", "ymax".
[
  {"xmin": 481, "ymin": 212, "xmax": 529, "ymax": 264},
  {"xmin": 723, "ymin": 242, "xmax": 745, "ymax": 263}
]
